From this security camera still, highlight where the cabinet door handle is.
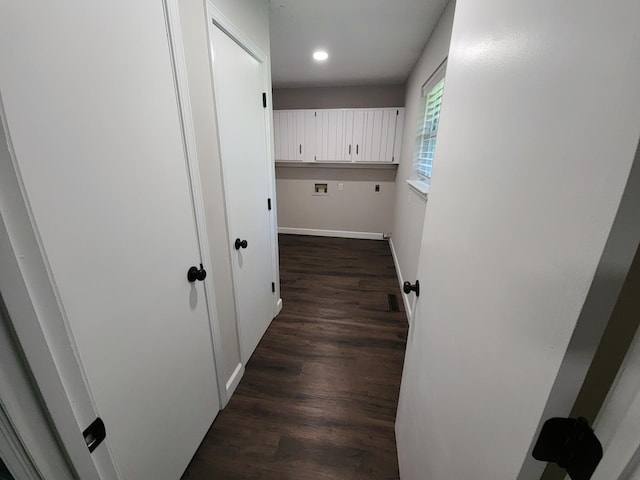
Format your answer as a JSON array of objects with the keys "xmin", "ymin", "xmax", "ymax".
[
  {"xmin": 356, "ymin": 144, "xmax": 359, "ymax": 155},
  {"xmin": 299, "ymin": 144, "xmax": 302, "ymax": 154},
  {"xmin": 349, "ymin": 144, "xmax": 351, "ymax": 155}
]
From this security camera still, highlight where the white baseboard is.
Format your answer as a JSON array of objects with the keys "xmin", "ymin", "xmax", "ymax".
[
  {"xmin": 389, "ymin": 238, "xmax": 411, "ymax": 323},
  {"xmin": 275, "ymin": 298, "xmax": 283, "ymax": 316},
  {"xmin": 223, "ymin": 362, "xmax": 244, "ymax": 407},
  {"xmin": 278, "ymin": 227, "xmax": 384, "ymax": 240}
]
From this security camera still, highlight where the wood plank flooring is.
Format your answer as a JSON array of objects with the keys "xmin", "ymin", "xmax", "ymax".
[{"xmin": 182, "ymin": 234, "xmax": 408, "ymax": 479}]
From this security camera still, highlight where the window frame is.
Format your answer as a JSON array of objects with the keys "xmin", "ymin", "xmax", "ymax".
[{"xmin": 412, "ymin": 59, "xmax": 447, "ymax": 186}]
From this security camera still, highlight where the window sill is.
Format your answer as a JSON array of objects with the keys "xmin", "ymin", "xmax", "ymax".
[{"xmin": 406, "ymin": 179, "xmax": 429, "ymax": 200}]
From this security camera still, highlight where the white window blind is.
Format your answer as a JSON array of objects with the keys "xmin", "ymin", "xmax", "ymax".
[{"xmin": 415, "ymin": 73, "xmax": 445, "ymax": 179}]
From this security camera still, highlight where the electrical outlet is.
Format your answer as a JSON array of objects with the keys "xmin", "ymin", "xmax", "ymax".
[{"xmin": 338, "ymin": 183, "xmax": 344, "ymax": 191}]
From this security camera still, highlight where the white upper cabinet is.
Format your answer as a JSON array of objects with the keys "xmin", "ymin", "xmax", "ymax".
[
  {"xmin": 315, "ymin": 109, "xmax": 348, "ymax": 161},
  {"xmin": 273, "ymin": 107, "xmax": 404, "ymax": 164},
  {"xmin": 273, "ymin": 109, "xmax": 304, "ymax": 161},
  {"xmin": 350, "ymin": 110, "xmax": 366, "ymax": 162}
]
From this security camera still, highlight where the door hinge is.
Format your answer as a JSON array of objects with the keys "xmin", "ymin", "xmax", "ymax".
[
  {"xmin": 271, "ymin": 282, "xmax": 275, "ymax": 293},
  {"xmin": 532, "ymin": 417, "xmax": 603, "ymax": 480},
  {"xmin": 267, "ymin": 198, "xmax": 272, "ymax": 210},
  {"xmin": 83, "ymin": 417, "xmax": 106, "ymax": 453},
  {"xmin": 262, "ymin": 92, "xmax": 267, "ymax": 108}
]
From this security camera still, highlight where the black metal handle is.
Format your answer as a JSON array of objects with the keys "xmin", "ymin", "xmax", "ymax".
[
  {"xmin": 403, "ymin": 280, "xmax": 420, "ymax": 297},
  {"xmin": 349, "ymin": 144, "xmax": 352, "ymax": 155},
  {"xmin": 187, "ymin": 263, "xmax": 207, "ymax": 283},
  {"xmin": 356, "ymin": 144, "xmax": 359, "ymax": 155},
  {"xmin": 234, "ymin": 238, "xmax": 248, "ymax": 250},
  {"xmin": 83, "ymin": 417, "xmax": 106, "ymax": 453},
  {"xmin": 299, "ymin": 144, "xmax": 302, "ymax": 154},
  {"xmin": 533, "ymin": 417, "xmax": 602, "ymax": 480}
]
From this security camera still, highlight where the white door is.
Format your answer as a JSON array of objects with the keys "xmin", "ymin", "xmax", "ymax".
[
  {"xmin": 0, "ymin": 2, "xmax": 220, "ymax": 480},
  {"xmin": 209, "ymin": 23, "xmax": 276, "ymax": 364},
  {"xmin": 395, "ymin": 0, "xmax": 640, "ymax": 479}
]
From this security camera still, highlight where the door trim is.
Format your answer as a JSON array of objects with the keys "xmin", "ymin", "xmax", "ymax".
[{"xmin": 205, "ymin": 2, "xmax": 281, "ymax": 364}]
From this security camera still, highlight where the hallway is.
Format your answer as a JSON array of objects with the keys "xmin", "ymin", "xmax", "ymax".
[{"xmin": 183, "ymin": 235, "xmax": 409, "ymax": 479}]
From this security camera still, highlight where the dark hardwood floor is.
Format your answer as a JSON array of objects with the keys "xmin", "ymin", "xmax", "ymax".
[{"xmin": 182, "ymin": 234, "xmax": 408, "ymax": 479}]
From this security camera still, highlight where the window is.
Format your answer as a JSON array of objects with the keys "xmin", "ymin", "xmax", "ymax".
[{"xmin": 414, "ymin": 64, "xmax": 446, "ymax": 180}]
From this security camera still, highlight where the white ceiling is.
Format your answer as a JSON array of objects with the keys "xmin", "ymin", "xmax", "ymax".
[{"xmin": 268, "ymin": 0, "xmax": 450, "ymax": 88}]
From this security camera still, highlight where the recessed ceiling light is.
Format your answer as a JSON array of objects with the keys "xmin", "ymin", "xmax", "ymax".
[{"xmin": 313, "ymin": 50, "xmax": 329, "ymax": 62}]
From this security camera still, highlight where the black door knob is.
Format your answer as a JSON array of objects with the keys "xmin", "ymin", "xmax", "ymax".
[
  {"xmin": 403, "ymin": 280, "xmax": 420, "ymax": 297},
  {"xmin": 187, "ymin": 263, "xmax": 207, "ymax": 283},
  {"xmin": 234, "ymin": 238, "xmax": 248, "ymax": 250}
]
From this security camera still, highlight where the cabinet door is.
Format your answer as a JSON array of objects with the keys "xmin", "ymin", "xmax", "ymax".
[
  {"xmin": 294, "ymin": 110, "xmax": 304, "ymax": 161},
  {"xmin": 273, "ymin": 110, "xmax": 281, "ymax": 160},
  {"xmin": 327, "ymin": 110, "xmax": 347, "ymax": 161},
  {"xmin": 303, "ymin": 110, "xmax": 316, "ymax": 162},
  {"xmin": 277, "ymin": 110, "xmax": 292, "ymax": 160},
  {"xmin": 381, "ymin": 108, "xmax": 398, "ymax": 163},
  {"xmin": 352, "ymin": 110, "xmax": 365, "ymax": 161},
  {"xmin": 393, "ymin": 108, "xmax": 405, "ymax": 164},
  {"xmin": 314, "ymin": 110, "xmax": 327, "ymax": 160},
  {"xmin": 343, "ymin": 110, "xmax": 354, "ymax": 161},
  {"xmin": 275, "ymin": 110, "xmax": 304, "ymax": 161},
  {"xmin": 362, "ymin": 109, "xmax": 385, "ymax": 162}
]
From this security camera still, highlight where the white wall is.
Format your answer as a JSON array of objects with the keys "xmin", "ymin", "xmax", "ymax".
[
  {"xmin": 273, "ymin": 85, "xmax": 406, "ymax": 109},
  {"xmin": 179, "ymin": 0, "xmax": 272, "ymax": 387},
  {"xmin": 389, "ymin": 1, "xmax": 456, "ymax": 318},
  {"xmin": 276, "ymin": 167, "xmax": 396, "ymax": 236}
]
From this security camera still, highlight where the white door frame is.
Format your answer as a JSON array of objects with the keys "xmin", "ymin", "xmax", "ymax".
[
  {"xmin": 0, "ymin": 0, "xmax": 227, "ymax": 477},
  {"xmin": 591, "ymin": 312, "xmax": 640, "ymax": 479},
  {"xmin": 204, "ymin": 2, "xmax": 282, "ymax": 364},
  {"xmin": 0, "ymin": 402, "xmax": 43, "ymax": 480},
  {"xmin": 0, "ymin": 292, "xmax": 76, "ymax": 480}
]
